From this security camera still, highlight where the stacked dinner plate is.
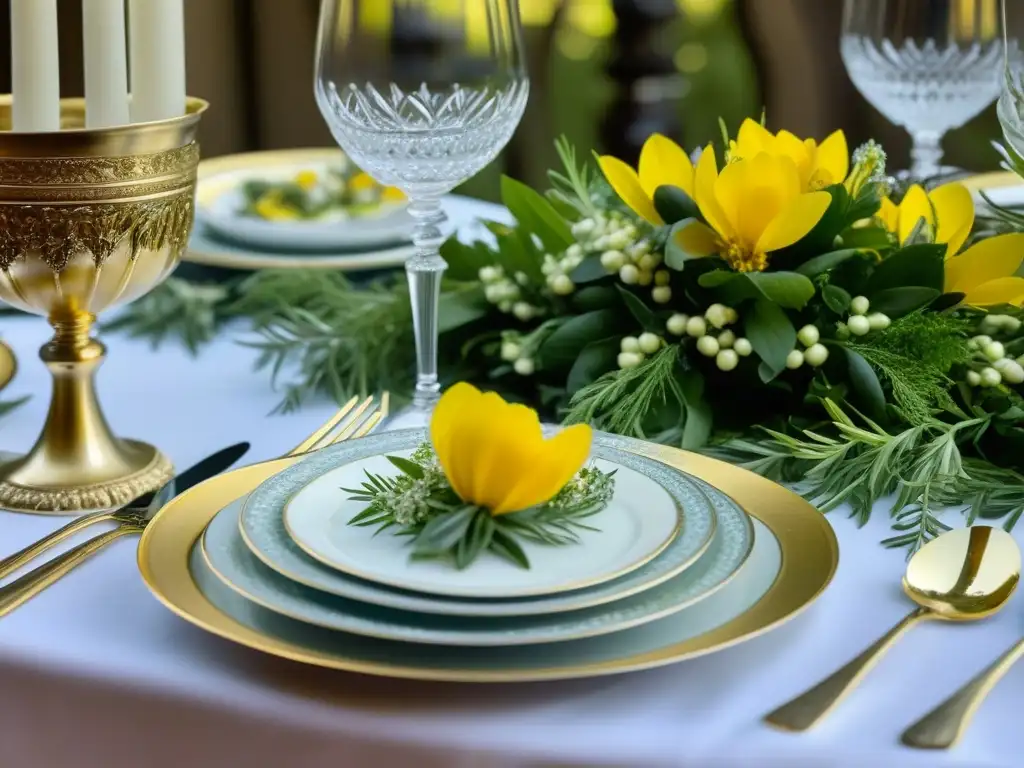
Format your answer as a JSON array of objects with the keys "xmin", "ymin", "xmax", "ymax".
[
  {"xmin": 187, "ymin": 149, "xmax": 502, "ymax": 272},
  {"xmin": 138, "ymin": 429, "xmax": 839, "ymax": 682}
]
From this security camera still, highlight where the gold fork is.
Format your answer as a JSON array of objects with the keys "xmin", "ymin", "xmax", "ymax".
[{"xmin": 0, "ymin": 393, "xmax": 389, "ymax": 615}]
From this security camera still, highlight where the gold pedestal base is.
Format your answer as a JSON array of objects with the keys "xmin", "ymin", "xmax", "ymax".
[{"xmin": 0, "ymin": 313, "xmax": 174, "ymax": 515}]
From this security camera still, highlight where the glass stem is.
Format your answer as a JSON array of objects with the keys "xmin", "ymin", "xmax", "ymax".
[
  {"xmin": 406, "ymin": 197, "xmax": 448, "ymax": 411},
  {"xmin": 909, "ymin": 130, "xmax": 944, "ymax": 181}
]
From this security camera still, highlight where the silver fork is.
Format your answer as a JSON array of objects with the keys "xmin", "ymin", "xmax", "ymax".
[{"xmin": 0, "ymin": 392, "xmax": 390, "ymax": 583}]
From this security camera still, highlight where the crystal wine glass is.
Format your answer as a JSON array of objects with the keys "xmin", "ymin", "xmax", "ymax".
[
  {"xmin": 314, "ymin": 0, "xmax": 529, "ymax": 412},
  {"xmin": 841, "ymin": 0, "xmax": 1009, "ymax": 179}
]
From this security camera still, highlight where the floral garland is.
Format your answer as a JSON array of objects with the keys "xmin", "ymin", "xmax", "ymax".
[
  {"xmin": 430, "ymin": 122, "xmax": 1024, "ymax": 552},
  {"xmin": 109, "ymin": 118, "xmax": 1024, "ymax": 553}
]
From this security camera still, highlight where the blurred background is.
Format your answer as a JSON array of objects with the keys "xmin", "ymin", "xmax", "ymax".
[{"xmin": 0, "ymin": 0, "xmax": 1004, "ymax": 199}]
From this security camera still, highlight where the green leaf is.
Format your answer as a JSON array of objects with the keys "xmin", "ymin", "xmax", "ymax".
[
  {"xmin": 653, "ymin": 185, "xmax": 700, "ymax": 225},
  {"xmin": 386, "ymin": 455, "xmax": 425, "ymax": 479},
  {"xmin": 500, "ymin": 175, "xmax": 575, "ymax": 254},
  {"xmin": 868, "ymin": 244, "xmax": 946, "ymax": 293},
  {"xmin": 665, "ymin": 219, "xmax": 715, "ymax": 270},
  {"xmin": 796, "ymin": 249, "xmax": 864, "ymax": 277},
  {"xmin": 838, "ymin": 226, "xmax": 892, "ymax": 252},
  {"xmin": 439, "ymin": 237, "xmax": 494, "ymax": 282},
  {"xmin": 414, "ymin": 506, "xmax": 477, "ymax": 553},
  {"xmin": 841, "ymin": 347, "xmax": 887, "ymax": 422},
  {"xmin": 615, "ymin": 284, "xmax": 659, "ymax": 331},
  {"xmin": 437, "ymin": 285, "xmax": 489, "ymax": 333},
  {"xmin": 570, "ymin": 285, "xmax": 619, "ymax": 312},
  {"xmin": 702, "ymin": 270, "xmax": 816, "ymax": 309},
  {"xmin": 569, "ymin": 256, "xmax": 609, "ymax": 284},
  {"xmin": 678, "ymin": 370, "xmax": 712, "ymax": 450},
  {"xmin": 566, "ymin": 338, "xmax": 620, "ymax": 394},
  {"xmin": 745, "ymin": 300, "xmax": 796, "ymax": 377},
  {"xmin": 537, "ymin": 310, "xmax": 624, "ymax": 369},
  {"xmin": 490, "ymin": 527, "xmax": 530, "ymax": 569},
  {"xmin": 868, "ymin": 287, "xmax": 941, "ymax": 318},
  {"xmin": 822, "ymin": 284, "xmax": 852, "ymax": 314}
]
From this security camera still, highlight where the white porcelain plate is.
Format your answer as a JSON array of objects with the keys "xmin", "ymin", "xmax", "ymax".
[
  {"xmin": 242, "ymin": 430, "xmax": 715, "ymax": 600},
  {"xmin": 283, "ymin": 456, "xmax": 680, "ymax": 599}
]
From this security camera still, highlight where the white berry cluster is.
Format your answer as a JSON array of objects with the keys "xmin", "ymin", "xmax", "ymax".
[
  {"xmin": 965, "ymin": 331, "xmax": 1024, "ymax": 388},
  {"xmin": 499, "ymin": 332, "xmax": 536, "ymax": 377},
  {"xmin": 479, "ymin": 265, "xmax": 545, "ymax": 321},
  {"xmin": 665, "ymin": 303, "xmax": 751, "ymax": 372},
  {"xmin": 836, "ymin": 295, "xmax": 891, "ymax": 339},
  {"xmin": 577, "ymin": 216, "xmax": 664, "ymax": 302},
  {"xmin": 540, "ymin": 243, "xmax": 586, "ymax": 297},
  {"xmin": 618, "ymin": 332, "xmax": 663, "ymax": 369},
  {"xmin": 786, "ymin": 325, "xmax": 829, "ymax": 369}
]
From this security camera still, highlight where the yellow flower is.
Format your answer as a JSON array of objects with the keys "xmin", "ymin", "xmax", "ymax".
[
  {"xmin": 254, "ymin": 192, "xmax": 299, "ymax": 221},
  {"xmin": 295, "ymin": 170, "xmax": 319, "ymax": 191},
  {"xmin": 674, "ymin": 148, "xmax": 832, "ymax": 272},
  {"xmin": 430, "ymin": 383, "xmax": 592, "ymax": 515},
  {"xmin": 879, "ymin": 182, "xmax": 1024, "ymax": 307},
  {"xmin": 598, "ymin": 133, "xmax": 696, "ymax": 225},
  {"xmin": 730, "ymin": 119, "xmax": 849, "ymax": 192},
  {"xmin": 349, "ymin": 172, "xmax": 375, "ymax": 191},
  {"xmin": 381, "ymin": 186, "xmax": 406, "ymax": 203},
  {"xmin": 878, "ymin": 182, "xmax": 974, "ymax": 255}
]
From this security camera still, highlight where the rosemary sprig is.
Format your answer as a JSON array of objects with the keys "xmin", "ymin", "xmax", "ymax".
[
  {"xmin": 343, "ymin": 443, "xmax": 616, "ymax": 570},
  {"xmin": 713, "ymin": 399, "xmax": 1021, "ymax": 555}
]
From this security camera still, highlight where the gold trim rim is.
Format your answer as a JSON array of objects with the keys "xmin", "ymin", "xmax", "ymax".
[
  {"xmin": 276, "ymin": 452, "xmax": 691, "ymax": 600},
  {"xmin": 137, "ymin": 441, "xmax": 838, "ymax": 682},
  {"xmin": 960, "ymin": 170, "xmax": 1021, "ymax": 193}
]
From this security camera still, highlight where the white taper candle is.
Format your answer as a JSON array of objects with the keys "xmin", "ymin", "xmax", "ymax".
[
  {"xmin": 83, "ymin": 0, "xmax": 130, "ymax": 128},
  {"xmin": 10, "ymin": 0, "xmax": 61, "ymax": 132},
  {"xmin": 128, "ymin": 0, "xmax": 186, "ymax": 123}
]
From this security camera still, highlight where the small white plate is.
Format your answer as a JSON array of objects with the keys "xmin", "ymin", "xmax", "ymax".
[
  {"xmin": 282, "ymin": 452, "xmax": 682, "ymax": 599},
  {"xmin": 196, "ymin": 149, "xmax": 413, "ymax": 252}
]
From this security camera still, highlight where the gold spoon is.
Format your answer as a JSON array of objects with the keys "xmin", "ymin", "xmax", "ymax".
[
  {"xmin": 0, "ymin": 341, "xmax": 15, "ymax": 392},
  {"xmin": 764, "ymin": 526, "xmax": 1021, "ymax": 732},
  {"xmin": 901, "ymin": 637, "xmax": 1024, "ymax": 749}
]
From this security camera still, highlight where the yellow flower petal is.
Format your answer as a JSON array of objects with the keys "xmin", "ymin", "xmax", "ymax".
[
  {"xmin": 816, "ymin": 130, "xmax": 850, "ymax": 186},
  {"xmin": 755, "ymin": 191, "xmax": 832, "ymax": 255},
  {"xmin": 962, "ymin": 277, "xmax": 1024, "ymax": 307},
  {"xmin": 928, "ymin": 182, "xmax": 974, "ymax": 257},
  {"xmin": 638, "ymin": 133, "xmax": 695, "ymax": 199},
  {"xmin": 470, "ymin": 398, "xmax": 543, "ymax": 512},
  {"xmin": 945, "ymin": 233, "xmax": 1024, "ymax": 294},
  {"xmin": 694, "ymin": 146, "xmax": 733, "ymax": 240},
  {"xmin": 897, "ymin": 185, "xmax": 935, "ymax": 245},
  {"xmin": 878, "ymin": 197, "xmax": 900, "ymax": 233},
  {"xmin": 492, "ymin": 425, "xmax": 593, "ymax": 515},
  {"xmin": 597, "ymin": 155, "xmax": 664, "ymax": 225},
  {"xmin": 430, "ymin": 382, "xmax": 484, "ymax": 502},
  {"xmin": 735, "ymin": 118, "xmax": 773, "ymax": 157},
  {"xmin": 674, "ymin": 220, "xmax": 721, "ymax": 257}
]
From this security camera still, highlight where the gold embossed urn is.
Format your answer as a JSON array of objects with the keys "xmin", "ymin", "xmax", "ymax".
[{"xmin": 0, "ymin": 96, "xmax": 207, "ymax": 514}]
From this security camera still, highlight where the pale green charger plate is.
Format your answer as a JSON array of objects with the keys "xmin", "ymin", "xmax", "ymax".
[
  {"xmin": 200, "ymin": 460, "xmax": 752, "ymax": 645},
  {"xmin": 190, "ymin": 515, "xmax": 779, "ymax": 673}
]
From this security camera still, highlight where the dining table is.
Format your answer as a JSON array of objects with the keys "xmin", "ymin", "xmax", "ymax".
[{"xmin": 1, "ymin": 203, "xmax": 1022, "ymax": 768}]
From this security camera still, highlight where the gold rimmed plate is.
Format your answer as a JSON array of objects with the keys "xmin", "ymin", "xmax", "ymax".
[
  {"xmin": 138, "ymin": 435, "xmax": 838, "ymax": 682},
  {"xmin": 186, "ymin": 149, "xmax": 500, "ymax": 272}
]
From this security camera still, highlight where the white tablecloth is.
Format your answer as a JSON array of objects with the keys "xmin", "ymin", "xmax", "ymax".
[{"xmin": 2, "ymin": 247, "xmax": 1023, "ymax": 768}]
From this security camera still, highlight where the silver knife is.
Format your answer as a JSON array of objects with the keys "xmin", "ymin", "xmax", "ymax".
[{"xmin": 0, "ymin": 442, "xmax": 250, "ymax": 592}]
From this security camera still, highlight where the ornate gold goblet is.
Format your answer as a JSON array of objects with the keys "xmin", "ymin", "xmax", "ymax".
[{"xmin": 0, "ymin": 97, "xmax": 207, "ymax": 514}]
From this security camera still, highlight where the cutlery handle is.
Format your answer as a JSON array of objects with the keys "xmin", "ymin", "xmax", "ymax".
[
  {"xmin": 901, "ymin": 637, "xmax": 1024, "ymax": 750},
  {"xmin": 0, "ymin": 510, "xmax": 115, "ymax": 580},
  {"xmin": 764, "ymin": 607, "xmax": 932, "ymax": 731},
  {"xmin": 0, "ymin": 525, "xmax": 139, "ymax": 617}
]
